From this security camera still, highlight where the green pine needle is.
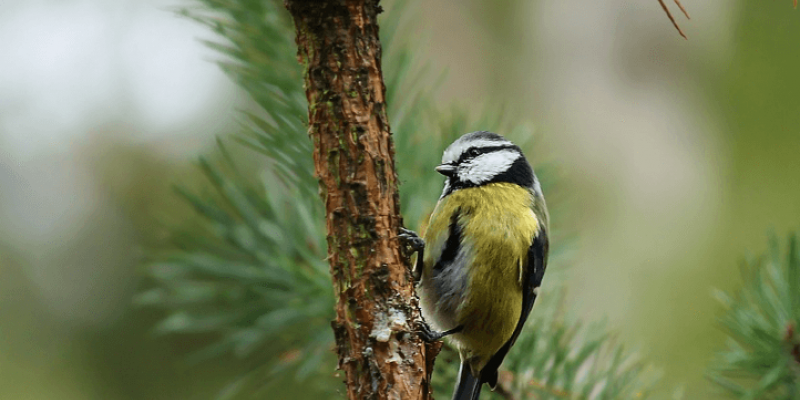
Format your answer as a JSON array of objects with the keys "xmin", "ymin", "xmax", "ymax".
[{"xmin": 709, "ymin": 234, "xmax": 800, "ymax": 399}]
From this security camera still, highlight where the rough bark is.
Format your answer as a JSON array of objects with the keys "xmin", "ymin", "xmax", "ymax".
[{"xmin": 284, "ymin": 1, "xmax": 439, "ymax": 399}]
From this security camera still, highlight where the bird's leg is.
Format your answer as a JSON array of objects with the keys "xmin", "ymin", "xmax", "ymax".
[
  {"xmin": 416, "ymin": 321, "xmax": 463, "ymax": 342},
  {"xmin": 398, "ymin": 227, "xmax": 425, "ymax": 282}
]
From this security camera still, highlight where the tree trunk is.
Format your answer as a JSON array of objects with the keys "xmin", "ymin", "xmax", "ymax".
[{"xmin": 284, "ymin": 1, "xmax": 439, "ymax": 399}]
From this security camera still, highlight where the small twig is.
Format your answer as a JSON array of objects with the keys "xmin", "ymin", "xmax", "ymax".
[
  {"xmin": 657, "ymin": 0, "xmax": 688, "ymax": 40},
  {"xmin": 674, "ymin": 0, "xmax": 691, "ymax": 19}
]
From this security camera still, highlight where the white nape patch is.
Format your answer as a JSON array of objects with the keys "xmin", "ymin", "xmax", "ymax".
[
  {"xmin": 532, "ymin": 178, "xmax": 543, "ymax": 197},
  {"xmin": 458, "ymin": 149, "xmax": 520, "ymax": 185},
  {"xmin": 442, "ymin": 138, "xmax": 513, "ymax": 165}
]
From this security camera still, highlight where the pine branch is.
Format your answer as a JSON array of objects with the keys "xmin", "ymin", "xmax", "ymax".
[
  {"xmin": 709, "ymin": 233, "xmax": 800, "ymax": 399},
  {"xmin": 137, "ymin": 1, "xmax": 339, "ymax": 398},
  {"xmin": 488, "ymin": 290, "xmax": 657, "ymax": 400}
]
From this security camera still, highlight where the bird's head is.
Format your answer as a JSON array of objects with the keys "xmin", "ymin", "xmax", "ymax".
[{"xmin": 437, "ymin": 131, "xmax": 541, "ymax": 198}]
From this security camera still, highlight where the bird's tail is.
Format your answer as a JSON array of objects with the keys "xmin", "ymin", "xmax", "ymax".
[{"xmin": 452, "ymin": 362, "xmax": 482, "ymax": 400}]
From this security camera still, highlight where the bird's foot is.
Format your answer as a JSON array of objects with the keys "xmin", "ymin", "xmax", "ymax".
[
  {"xmin": 416, "ymin": 321, "xmax": 444, "ymax": 342},
  {"xmin": 416, "ymin": 321, "xmax": 462, "ymax": 343},
  {"xmin": 398, "ymin": 227, "xmax": 425, "ymax": 253},
  {"xmin": 399, "ymin": 227, "xmax": 425, "ymax": 282}
]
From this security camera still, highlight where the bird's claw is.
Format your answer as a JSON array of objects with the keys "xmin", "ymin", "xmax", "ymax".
[
  {"xmin": 416, "ymin": 321, "xmax": 464, "ymax": 342},
  {"xmin": 416, "ymin": 320, "xmax": 444, "ymax": 343},
  {"xmin": 399, "ymin": 227, "xmax": 425, "ymax": 282},
  {"xmin": 399, "ymin": 227, "xmax": 425, "ymax": 253}
]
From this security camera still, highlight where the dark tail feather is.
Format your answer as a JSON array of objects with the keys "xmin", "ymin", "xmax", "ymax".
[{"xmin": 452, "ymin": 362, "xmax": 482, "ymax": 400}]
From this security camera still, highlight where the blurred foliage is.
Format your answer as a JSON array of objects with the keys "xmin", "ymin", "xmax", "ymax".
[
  {"xmin": 709, "ymin": 234, "xmax": 800, "ymax": 399},
  {"xmin": 136, "ymin": 0, "xmax": 659, "ymax": 399},
  {"xmin": 136, "ymin": 0, "xmax": 335, "ymax": 397},
  {"xmin": 431, "ymin": 290, "xmax": 659, "ymax": 400},
  {"xmin": 707, "ymin": 1, "xmax": 800, "ymax": 229},
  {"xmin": 500, "ymin": 294, "xmax": 657, "ymax": 400}
]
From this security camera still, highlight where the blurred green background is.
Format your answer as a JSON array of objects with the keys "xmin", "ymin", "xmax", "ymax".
[{"xmin": 1, "ymin": 0, "xmax": 799, "ymax": 398}]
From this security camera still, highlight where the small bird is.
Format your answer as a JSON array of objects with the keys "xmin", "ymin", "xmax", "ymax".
[{"xmin": 401, "ymin": 131, "xmax": 549, "ymax": 400}]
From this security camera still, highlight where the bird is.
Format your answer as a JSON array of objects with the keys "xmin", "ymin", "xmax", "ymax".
[{"xmin": 400, "ymin": 131, "xmax": 549, "ymax": 400}]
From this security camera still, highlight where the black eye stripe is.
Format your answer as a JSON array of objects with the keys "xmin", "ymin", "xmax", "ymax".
[{"xmin": 457, "ymin": 145, "xmax": 517, "ymax": 164}]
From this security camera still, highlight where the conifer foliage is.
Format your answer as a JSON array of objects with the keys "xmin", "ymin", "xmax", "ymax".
[{"xmin": 710, "ymin": 235, "xmax": 800, "ymax": 400}]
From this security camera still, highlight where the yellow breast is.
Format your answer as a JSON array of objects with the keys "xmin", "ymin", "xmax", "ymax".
[{"xmin": 421, "ymin": 183, "xmax": 539, "ymax": 367}]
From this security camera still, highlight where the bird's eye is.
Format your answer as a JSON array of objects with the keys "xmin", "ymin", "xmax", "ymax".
[{"xmin": 468, "ymin": 148, "xmax": 482, "ymax": 157}]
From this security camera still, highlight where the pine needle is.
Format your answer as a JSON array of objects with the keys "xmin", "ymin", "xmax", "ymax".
[
  {"xmin": 657, "ymin": 0, "xmax": 689, "ymax": 40},
  {"xmin": 674, "ymin": 0, "xmax": 691, "ymax": 20}
]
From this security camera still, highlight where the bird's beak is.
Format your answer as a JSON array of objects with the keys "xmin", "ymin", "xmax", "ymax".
[{"xmin": 435, "ymin": 164, "xmax": 456, "ymax": 177}]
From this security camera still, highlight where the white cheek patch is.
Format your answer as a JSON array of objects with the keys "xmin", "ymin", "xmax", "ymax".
[
  {"xmin": 442, "ymin": 138, "xmax": 513, "ymax": 164},
  {"xmin": 458, "ymin": 149, "xmax": 520, "ymax": 184}
]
